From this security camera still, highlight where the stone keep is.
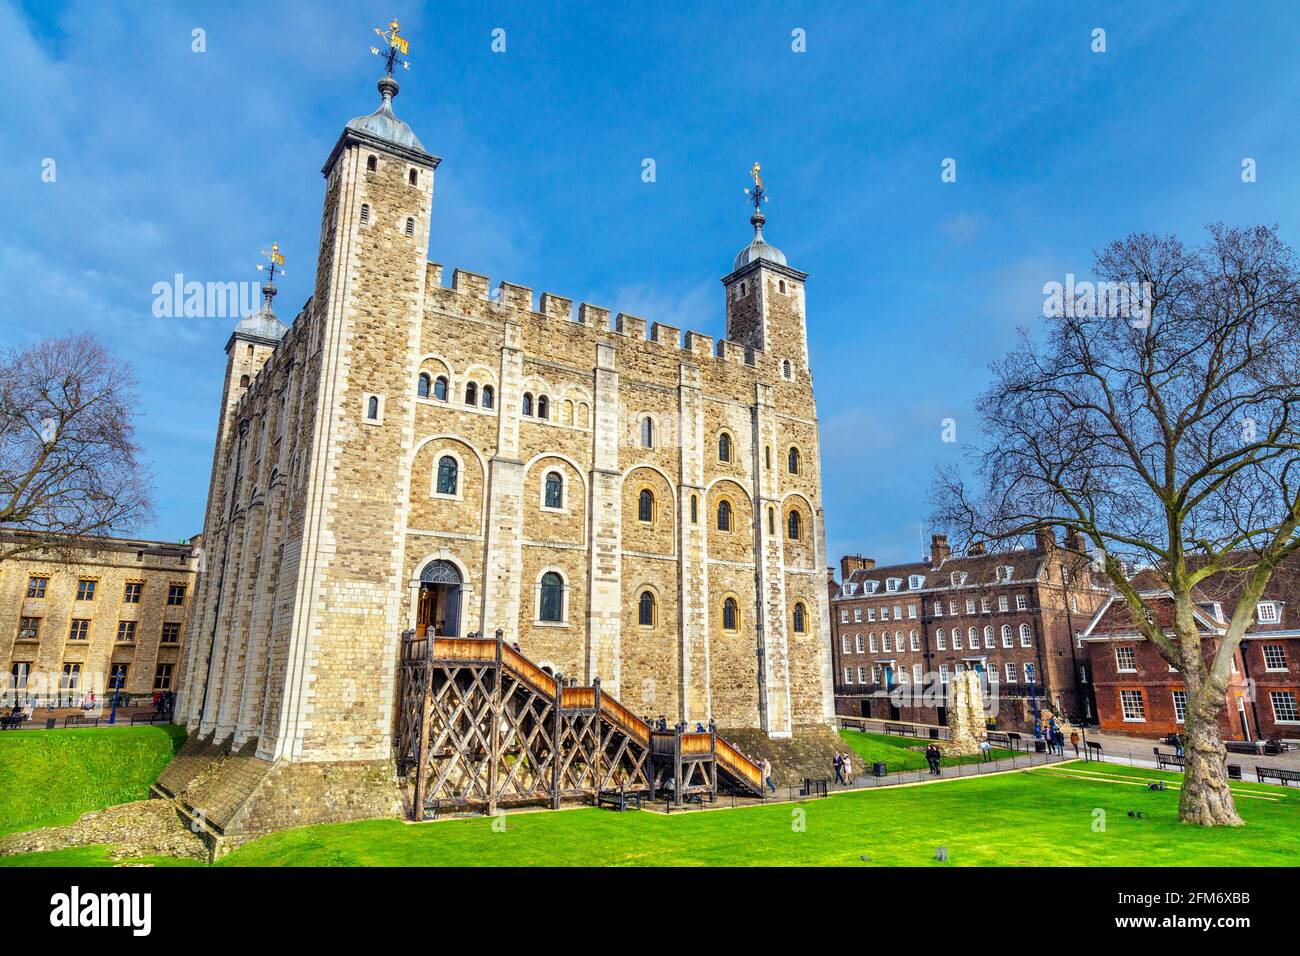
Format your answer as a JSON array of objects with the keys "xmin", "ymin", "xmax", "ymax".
[{"xmin": 175, "ymin": 73, "xmax": 835, "ymax": 808}]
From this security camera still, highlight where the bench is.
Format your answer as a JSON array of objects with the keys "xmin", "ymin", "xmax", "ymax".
[
  {"xmin": 597, "ymin": 785, "xmax": 643, "ymax": 811},
  {"xmin": 63, "ymin": 714, "xmax": 100, "ymax": 728},
  {"xmin": 883, "ymin": 723, "xmax": 918, "ymax": 737},
  {"xmin": 1224, "ymin": 740, "xmax": 1261, "ymax": 755},
  {"xmin": 1153, "ymin": 747, "xmax": 1185, "ymax": 772},
  {"xmin": 0, "ymin": 714, "xmax": 28, "ymax": 730},
  {"xmin": 1263, "ymin": 739, "xmax": 1294, "ymax": 755},
  {"xmin": 987, "ymin": 731, "xmax": 1025, "ymax": 752},
  {"xmin": 1256, "ymin": 766, "xmax": 1300, "ymax": 787},
  {"xmin": 129, "ymin": 712, "xmax": 162, "ymax": 726}
]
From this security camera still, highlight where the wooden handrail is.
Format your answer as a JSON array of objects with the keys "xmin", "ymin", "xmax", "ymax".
[
  {"xmin": 599, "ymin": 695, "xmax": 650, "ymax": 744},
  {"xmin": 502, "ymin": 645, "xmax": 559, "ymax": 697},
  {"xmin": 714, "ymin": 736, "xmax": 763, "ymax": 789}
]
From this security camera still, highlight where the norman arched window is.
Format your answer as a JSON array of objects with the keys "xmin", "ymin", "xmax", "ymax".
[
  {"xmin": 767, "ymin": 507, "xmax": 775, "ymax": 534},
  {"xmin": 544, "ymin": 471, "xmax": 563, "ymax": 509},
  {"xmin": 638, "ymin": 489, "xmax": 654, "ymax": 523},
  {"xmin": 436, "ymin": 455, "xmax": 458, "ymax": 495},
  {"xmin": 360, "ymin": 203, "xmax": 370, "ymax": 224},
  {"xmin": 465, "ymin": 382, "xmax": 477, "ymax": 406},
  {"xmin": 405, "ymin": 217, "xmax": 416, "ymax": 237},
  {"xmin": 537, "ymin": 395, "xmax": 550, "ymax": 420},
  {"xmin": 522, "ymin": 392, "xmax": 534, "ymax": 416},
  {"xmin": 366, "ymin": 154, "xmax": 377, "ymax": 172},
  {"xmin": 690, "ymin": 495, "xmax": 698, "ymax": 524},
  {"xmin": 539, "ymin": 572, "xmax": 564, "ymax": 623},
  {"xmin": 787, "ymin": 510, "xmax": 801, "ymax": 540},
  {"xmin": 722, "ymin": 597, "xmax": 739, "ymax": 631},
  {"xmin": 640, "ymin": 416, "xmax": 654, "ymax": 448},
  {"xmin": 433, "ymin": 376, "xmax": 449, "ymax": 401},
  {"xmin": 638, "ymin": 590, "xmax": 655, "ymax": 627},
  {"xmin": 718, "ymin": 432, "xmax": 732, "ymax": 462},
  {"xmin": 481, "ymin": 385, "xmax": 494, "ymax": 409},
  {"xmin": 787, "ymin": 447, "xmax": 800, "ymax": 474},
  {"xmin": 779, "ymin": 279, "xmax": 787, "ymax": 294},
  {"xmin": 793, "ymin": 602, "xmax": 806, "ymax": 633},
  {"xmin": 408, "ymin": 168, "xmax": 418, "ymax": 186},
  {"xmin": 717, "ymin": 499, "xmax": 732, "ymax": 532},
  {"xmin": 366, "ymin": 396, "xmax": 379, "ymax": 420},
  {"xmin": 417, "ymin": 373, "xmax": 431, "ymax": 398},
  {"xmin": 782, "ymin": 359, "xmax": 791, "ymax": 379}
]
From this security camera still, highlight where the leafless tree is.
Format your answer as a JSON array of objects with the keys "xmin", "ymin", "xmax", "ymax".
[
  {"xmin": 932, "ymin": 224, "xmax": 1300, "ymax": 826},
  {"xmin": 0, "ymin": 332, "xmax": 153, "ymax": 562}
]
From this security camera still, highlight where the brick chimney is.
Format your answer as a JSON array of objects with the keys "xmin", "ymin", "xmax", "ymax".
[
  {"xmin": 1064, "ymin": 529, "xmax": 1087, "ymax": 552},
  {"xmin": 1034, "ymin": 527, "xmax": 1056, "ymax": 553},
  {"xmin": 840, "ymin": 555, "xmax": 875, "ymax": 579},
  {"xmin": 929, "ymin": 534, "xmax": 951, "ymax": 569},
  {"xmin": 968, "ymin": 541, "xmax": 986, "ymax": 556}
]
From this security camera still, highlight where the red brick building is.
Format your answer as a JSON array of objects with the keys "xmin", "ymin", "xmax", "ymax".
[
  {"xmin": 1079, "ymin": 561, "xmax": 1300, "ymax": 742},
  {"xmin": 828, "ymin": 531, "xmax": 1108, "ymax": 730}
]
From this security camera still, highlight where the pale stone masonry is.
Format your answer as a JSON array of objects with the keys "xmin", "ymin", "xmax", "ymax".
[
  {"xmin": 175, "ymin": 72, "xmax": 833, "ymax": 814},
  {"xmin": 1, "ymin": 531, "xmax": 199, "ymax": 700}
]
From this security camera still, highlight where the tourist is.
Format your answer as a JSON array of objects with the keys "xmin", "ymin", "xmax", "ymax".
[
  {"xmin": 979, "ymin": 739, "xmax": 992, "ymax": 761},
  {"xmin": 761, "ymin": 757, "xmax": 776, "ymax": 792},
  {"xmin": 833, "ymin": 751, "xmax": 844, "ymax": 784},
  {"xmin": 1171, "ymin": 732, "xmax": 1184, "ymax": 758},
  {"xmin": 1070, "ymin": 730, "xmax": 1080, "ymax": 757},
  {"xmin": 843, "ymin": 754, "xmax": 854, "ymax": 786}
]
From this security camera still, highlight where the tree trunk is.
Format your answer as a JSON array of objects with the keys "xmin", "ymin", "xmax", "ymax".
[{"xmin": 1178, "ymin": 698, "xmax": 1244, "ymax": 827}]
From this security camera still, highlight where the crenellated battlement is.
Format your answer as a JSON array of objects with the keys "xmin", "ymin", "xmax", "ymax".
[{"xmin": 423, "ymin": 260, "xmax": 788, "ymax": 377}]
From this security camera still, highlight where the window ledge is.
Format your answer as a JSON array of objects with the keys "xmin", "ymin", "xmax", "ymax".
[{"xmin": 532, "ymin": 620, "xmax": 571, "ymax": 628}]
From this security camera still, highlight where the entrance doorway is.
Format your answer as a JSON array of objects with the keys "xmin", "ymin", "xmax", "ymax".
[{"xmin": 417, "ymin": 560, "xmax": 462, "ymax": 638}]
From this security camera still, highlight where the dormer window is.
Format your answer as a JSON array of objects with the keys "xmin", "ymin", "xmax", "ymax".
[
  {"xmin": 885, "ymin": 578, "xmax": 901, "ymax": 592},
  {"xmin": 1257, "ymin": 602, "xmax": 1281, "ymax": 624},
  {"xmin": 995, "ymin": 565, "xmax": 1014, "ymax": 582},
  {"xmin": 951, "ymin": 571, "xmax": 967, "ymax": 587},
  {"xmin": 843, "ymin": 583, "xmax": 856, "ymax": 596},
  {"xmin": 908, "ymin": 575, "xmax": 923, "ymax": 590},
  {"xmin": 866, "ymin": 581, "xmax": 879, "ymax": 594}
]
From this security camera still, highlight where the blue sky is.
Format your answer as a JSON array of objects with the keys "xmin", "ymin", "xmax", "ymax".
[{"xmin": 4, "ymin": 1, "xmax": 1300, "ymax": 567}]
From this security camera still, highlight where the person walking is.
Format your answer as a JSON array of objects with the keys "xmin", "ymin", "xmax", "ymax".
[
  {"xmin": 761, "ymin": 757, "xmax": 776, "ymax": 793},
  {"xmin": 1070, "ymin": 730, "xmax": 1080, "ymax": 758},
  {"xmin": 842, "ymin": 754, "xmax": 854, "ymax": 787},
  {"xmin": 1171, "ymin": 732, "xmax": 1184, "ymax": 758},
  {"xmin": 832, "ymin": 751, "xmax": 844, "ymax": 785}
]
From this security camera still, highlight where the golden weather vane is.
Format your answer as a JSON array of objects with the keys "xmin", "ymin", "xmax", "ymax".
[
  {"xmin": 370, "ymin": 18, "xmax": 411, "ymax": 75},
  {"xmin": 256, "ymin": 242, "xmax": 285, "ymax": 283},
  {"xmin": 744, "ymin": 162, "xmax": 768, "ymax": 214}
]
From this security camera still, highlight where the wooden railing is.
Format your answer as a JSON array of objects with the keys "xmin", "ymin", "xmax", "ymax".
[
  {"xmin": 599, "ymin": 695, "xmax": 650, "ymax": 745},
  {"xmin": 432, "ymin": 637, "xmax": 497, "ymax": 661},
  {"xmin": 680, "ymin": 732, "xmax": 713, "ymax": 755},
  {"xmin": 502, "ymin": 644, "xmax": 559, "ymax": 697},
  {"xmin": 714, "ymin": 736, "xmax": 763, "ymax": 791},
  {"xmin": 560, "ymin": 686, "xmax": 596, "ymax": 710}
]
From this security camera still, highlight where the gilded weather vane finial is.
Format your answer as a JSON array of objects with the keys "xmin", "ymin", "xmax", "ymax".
[
  {"xmin": 743, "ymin": 162, "xmax": 768, "ymax": 218},
  {"xmin": 257, "ymin": 243, "xmax": 286, "ymax": 284},
  {"xmin": 371, "ymin": 19, "xmax": 411, "ymax": 76}
]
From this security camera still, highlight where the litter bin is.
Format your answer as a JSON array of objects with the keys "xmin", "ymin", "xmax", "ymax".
[
  {"xmin": 1227, "ymin": 764, "xmax": 1242, "ymax": 781},
  {"xmin": 45, "ymin": 717, "xmax": 55, "ymax": 729},
  {"xmin": 929, "ymin": 728, "xmax": 940, "ymax": 739},
  {"xmin": 872, "ymin": 762, "xmax": 887, "ymax": 777},
  {"xmin": 1034, "ymin": 739, "xmax": 1047, "ymax": 753}
]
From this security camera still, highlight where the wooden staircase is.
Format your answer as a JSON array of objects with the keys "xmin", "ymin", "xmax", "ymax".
[{"xmin": 395, "ymin": 630, "xmax": 765, "ymax": 818}]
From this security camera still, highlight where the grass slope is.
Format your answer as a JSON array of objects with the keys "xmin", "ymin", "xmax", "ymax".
[
  {"xmin": 0, "ymin": 726, "xmax": 186, "ymax": 836},
  {"xmin": 212, "ymin": 761, "xmax": 1300, "ymax": 867},
  {"xmin": 836, "ymin": 728, "xmax": 1016, "ymax": 771}
]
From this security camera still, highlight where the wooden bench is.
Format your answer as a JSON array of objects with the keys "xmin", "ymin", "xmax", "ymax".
[
  {"xmin": 883, "ymin": 723, "xmax": 918, "ymax": 737},
  {"xmin": 63, "ymin": 714, "xmax": 99, "ymax": 728},
  {"xmin": 597, "ymin": 785, "xmax": 643, "ymax": 811},
  {"xmin": 129, "ymin": 712, "xmax": 162, "ymax": 726},
  {"xmin": 1224, "ymin": 740, "xmax": 1261, "ymax": 755},
  {"xmin": 1255, "ymin": 766, "xmax": 1300, "ymax": 787},
  {"xmin": 1153, "ymin": 747, "xmax": 1185, "ymax": 772}
]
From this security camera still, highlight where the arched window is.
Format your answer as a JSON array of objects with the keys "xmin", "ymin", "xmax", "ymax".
[
  {"xmin": 405, "ymin": 217, "xmax": 415, "ymax": 237},
  {"xmin": 408, "ymin": 168, "xmax": 418, "ymax": 186},
  {"xmin": 638, "ymin": 489, "xmax": 654, "ymax": 523},
  {"xmin": 717, "ymin": 499, "xmax": 732, "ymax": 532},
  {"xmin": 465, "ymin": 382, "xmax": 477, "ymax": 406},
  {"xmin": 366, "ymin": 154, "xmax": 377, "ymax": 172},
  {"xmin": 722, "ymin": 597, "xmax": 738, "ymax": 631},
  {"xmin": 539, "ymin": 572, "xmax": 564, "ymax": 623},
  {"xmin": 1001, "ymin": 625, "xmax": 1012, "ymax": 648},
  {"xmin": 537, "ymin": 395, "xmax": 550, "ymax": 420},
  {"xmin": 417, "ymin": 373, "xmax": 431, "ymax": 398},
  {"xmin": 1019, "ymin": 623, "xmax": 1032, "ymax": 647},
  {"xmin": 638, "ymin": 590, "xmax": 655, "ymax": 627},
  {"xmin": 787, "ymin": 510, "xmax": 801, "ymax": 540},
  {"xmin": 787, "ymin": 447, "xmax": 800, "ymax": 474},
  {"xmin": 562, "ymin": 399, "xmax": 573, "ymax": 425},
  {"xmin": 640, "ymin": 416, "xmax": 654, "ymax": 448},
  {"xmin": 718, "ymin": 432, "xmax": 732, "ymax": 462},
  {"xmin": 782, "ymin": 359, "xmax": 791, "ymax": 379},
  {"xmin": 366, "ymin": 396, "xmax": 379, "ymax": 420},
  {"xmin": 239, "ymin": 374, "xmax": 250, "ymax": 388},
  {"xmin": 522, "ymin": 392, "xmax": 533, "ymax": 416},
  {"xmin": 433, "ymin": 376, "xmax": 449, "ymax": 401},
  {"xmin": 690, "ymin": 495, "xmax": 698, "ymax": 524},
  {"xmin": 436, "ymin": 455, "xmax": 459, "ymax": 495},
  {"xmin": 779, "ymin": 279, "xmax": 787, "ymax": 294},
  {"xmin": 767, "ymin": 507, "xmax": 775, "ymax": 534},
  {"xmin": 544, "ymin": 472, "xmax": 563, "ymax": 509},
  {"xmin": 793, "ymin": 602, "xmax": 806, "ymax": 633},
  {"xmin": 481, "ymin": 385, "xmax": 494, "ymax": 409},
  {"xmin": 765, "ymin": 446, "xmax": 771, "ymax": 469},
  {"xmin": 360, "ymin": 203, "xmax": 370, "ymax": 224}
]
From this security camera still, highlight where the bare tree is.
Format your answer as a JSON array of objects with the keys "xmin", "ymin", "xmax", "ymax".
[
  {"xmin": 933, "ymin": 224, "xmax": 1300, "ymax": 826},
  {"xmin": 0, "ymin": 332, "xmax": 153, "ymax": 561}
]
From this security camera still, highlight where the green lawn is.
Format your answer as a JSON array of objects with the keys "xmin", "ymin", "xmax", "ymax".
[
  {"xmin": 0, "ymin": 725, "xmax": 186, "ymax": 836},
  {"xmin": 836, "ymin": 728, "xmax": 1017, "ymax": 771},
  {"xmin": 2, "ymin": 726, "xmax": 1297, "ymax": 866},
  {"xmin": 206, "ymin": 761, "xmax": 1300, "ymax": 867}
]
